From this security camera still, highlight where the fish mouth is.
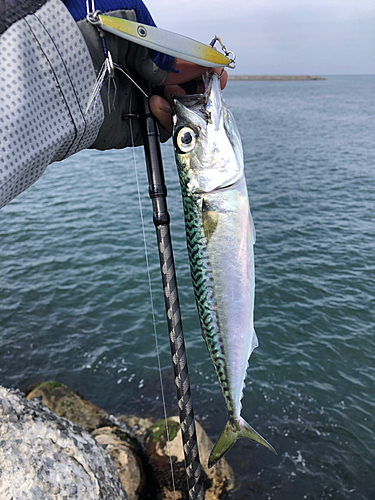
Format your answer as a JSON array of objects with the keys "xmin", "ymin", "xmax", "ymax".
[
  {"xmin": 172, "ymin": 73, "xmax": 223, "ymax": 130},
  {"xmin": 171, "ymin": 93, "xmax": 207, "ymax": 121},
  {"xmin": 171, "ymin": 93, "xmax": 205, "ymax": 106}
]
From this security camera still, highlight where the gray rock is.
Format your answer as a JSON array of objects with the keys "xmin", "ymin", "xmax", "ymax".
[
  {"xmin": 92, "ymin": 427, "xmax": 145, "ymax": 500},
  {"xmin": 0, "ymin": 386, "xmax": 128, "ymax": 500}
]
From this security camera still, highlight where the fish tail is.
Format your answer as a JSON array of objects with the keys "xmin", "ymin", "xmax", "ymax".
[{"xmin": 208, "ymin": 416, "xmax": 276, "ymax": 468}]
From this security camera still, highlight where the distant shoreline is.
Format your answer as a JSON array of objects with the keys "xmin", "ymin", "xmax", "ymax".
[{"xmin": 228, "ymin": 75, "xmax": 325, "ymax": 81}]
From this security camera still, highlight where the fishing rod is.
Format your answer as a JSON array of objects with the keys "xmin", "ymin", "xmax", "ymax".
[
  {"xmin": 85, "ymin": 8, "xmax": 235, "ymax": 496},
  {"xmin": 139, "ymin": 83, "xmax": 204, "ymax": 500}
]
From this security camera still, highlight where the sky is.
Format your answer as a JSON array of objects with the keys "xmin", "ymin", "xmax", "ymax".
[{"xmin": 144, "ymin": 0, "xmax": 375, "ymax": 75}]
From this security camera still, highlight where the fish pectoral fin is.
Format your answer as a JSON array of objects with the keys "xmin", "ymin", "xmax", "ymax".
[
  {"xmin": 208, "ymin": 417, "xmax": 276, "ymax": 469},
  {"xmin": 202, "ymin": 199, "xmax": 219, "ymax": 242}
]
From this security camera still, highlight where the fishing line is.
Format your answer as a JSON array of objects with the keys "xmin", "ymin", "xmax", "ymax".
[{"xmin": 128, "ymin": 93, "xmax": 177, "ymax": 499}]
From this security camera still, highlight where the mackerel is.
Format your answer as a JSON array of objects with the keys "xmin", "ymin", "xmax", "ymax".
[{"xmin": 172, "ymin": 73, "xmax": 275, "ymax": 468}]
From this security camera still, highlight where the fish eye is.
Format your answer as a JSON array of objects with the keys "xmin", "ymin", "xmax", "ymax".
[{"xmin": 177, "ymin": 127, "xmax": 196, "ymax": 153}]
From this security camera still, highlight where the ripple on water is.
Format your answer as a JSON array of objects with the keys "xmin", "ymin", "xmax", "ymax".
[{"xmin": 1, "ymin": 76, "xmax": 374, "ymax": 499}]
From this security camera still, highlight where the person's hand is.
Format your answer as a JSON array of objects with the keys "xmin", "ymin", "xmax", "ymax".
[
  {"xmin": 72, "ymin": 0, "xmax": 228, "ymax": 148},
  {"xmin": 150, "ymin": 59, "xmax": 228, "ymax": 132}
]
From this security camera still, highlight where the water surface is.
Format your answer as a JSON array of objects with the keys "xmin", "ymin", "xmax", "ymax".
[{"xmin": 1, "ymin": 76, "xmax": 374, "ymax": 499}]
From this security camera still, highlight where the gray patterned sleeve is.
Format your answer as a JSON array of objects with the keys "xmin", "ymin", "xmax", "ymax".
[{"xmin": 0, "ymin": 0, "xmax": 104, "ymax": 208}]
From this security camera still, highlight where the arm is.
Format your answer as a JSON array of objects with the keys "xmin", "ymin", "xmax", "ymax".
[{"xmin": 0, "ymin": 0, "xmax": 226, "ymax": 208}]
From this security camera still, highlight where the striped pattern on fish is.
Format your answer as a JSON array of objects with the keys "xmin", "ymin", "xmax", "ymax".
[{"xmin": 178, "ymin": 181, "xmax": 234, "ymax": 415}]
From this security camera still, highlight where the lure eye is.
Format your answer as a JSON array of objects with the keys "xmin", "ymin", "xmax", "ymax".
[{"xmin": 177, "ymin": 127, "xmax": 196, "ymax": 153}]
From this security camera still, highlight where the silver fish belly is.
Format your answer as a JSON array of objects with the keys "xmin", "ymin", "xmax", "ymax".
[{"xmin": 172, "ymin": 73, "xmax": 275, "ymax": 468}]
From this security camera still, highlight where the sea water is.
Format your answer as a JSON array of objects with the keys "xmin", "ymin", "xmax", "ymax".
[{"xmin": 1, "ymin": 76, "xmax": 374, "ymax": 499}]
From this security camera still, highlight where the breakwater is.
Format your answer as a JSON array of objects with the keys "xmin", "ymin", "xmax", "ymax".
[{"xmin": 228, "ymin": 75, "xmax": 325, "ymax": 81}]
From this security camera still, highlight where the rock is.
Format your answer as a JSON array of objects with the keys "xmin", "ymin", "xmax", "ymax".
[
  {"xmin": 24, "ymin": 382, "xmax": 235, "ymax": 498},
  {"xmin": 26, "ymin": 381, "xmax": 111, "ymax": 431},
  {"xmin": 145, "ymin": 416, "xmax": 234, "ymax": 499},
  {"xmin": 0, "ymin": 386, "xmax": 128, "ymax": 500},
  {"xmin": 117, "ymin": 415, "xmax": 154, "ymax": 447},
  {"xmin": 26, "ymin": 383, "xmax": 147, "ymax": 499},
  {"xmin": 92, "ymin": 426, "xmax": 145, "ymax": 500}
]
